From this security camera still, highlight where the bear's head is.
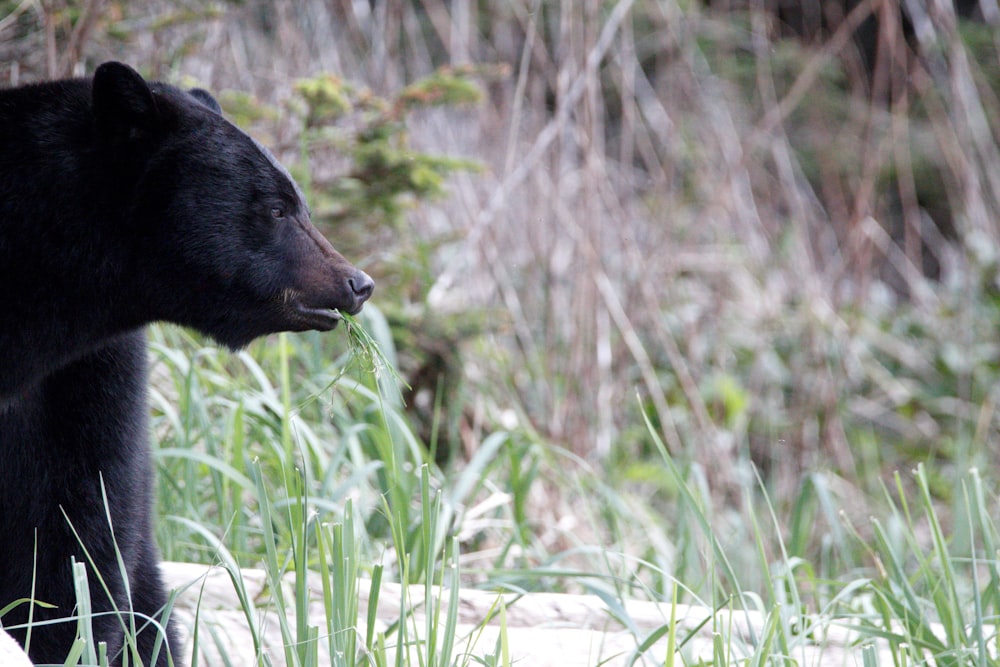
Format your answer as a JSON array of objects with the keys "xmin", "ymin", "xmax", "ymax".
[{"xmin": 92, "ymin": 62, "xmax": 374, "ymax": 349}]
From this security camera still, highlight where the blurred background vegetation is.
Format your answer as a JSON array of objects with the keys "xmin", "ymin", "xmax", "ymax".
[{"xmin": 6, "ymin": 0, "xmax": 1000, "ymax": 660}]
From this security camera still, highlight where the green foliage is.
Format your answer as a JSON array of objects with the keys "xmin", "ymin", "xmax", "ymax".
[
  {"xmin": 394, "ymin": 66, "xmax": 484, "ymax": 113},
  {"xmin": 292, "ymin": 69, "xmax": 481, "ymax": 227},
  {"xmin": 294, "ymin": 75, "xmax": 359, "ymax": 127}
]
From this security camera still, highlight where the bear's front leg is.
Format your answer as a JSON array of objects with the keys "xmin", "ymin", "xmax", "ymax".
[{"xmin": 0, "ymin": 333, "xmax": 179, "ymax": 666}]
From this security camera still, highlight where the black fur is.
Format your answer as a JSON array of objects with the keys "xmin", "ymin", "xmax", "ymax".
[{"xmin": 0, "ymin": 62, "xmax": 373, "ymax": 666}]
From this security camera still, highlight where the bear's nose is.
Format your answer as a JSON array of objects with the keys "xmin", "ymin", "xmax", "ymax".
[{"xmin": 347, "ymin": 271, "xmax": 375, "ymax": 313}]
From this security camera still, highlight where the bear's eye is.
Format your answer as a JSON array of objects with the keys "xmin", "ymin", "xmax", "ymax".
[{"xmin": 270, "ymin": 207, "xmax": 285, "ymax": 220}]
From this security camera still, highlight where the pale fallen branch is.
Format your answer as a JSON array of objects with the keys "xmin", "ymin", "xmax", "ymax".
[
  {"xmin": 0, "ymin": 627, "xmax": 32, "ymax": 667},
  {"xmin": 161, "ymin": 561, "xmax": 909, "ymax": 667}
]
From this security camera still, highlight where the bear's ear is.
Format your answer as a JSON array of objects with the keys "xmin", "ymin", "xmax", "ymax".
[
  {"xmin": 188, "ymin": 88, "xmax": 222, "ymax": 115},
  {"xmin": 92, "ymin": 62, "xmax": 160, "ymax": 138}
]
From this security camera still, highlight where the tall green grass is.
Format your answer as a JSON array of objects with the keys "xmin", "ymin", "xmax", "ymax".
[
  {"xmin": 144, "ymin": 310, "xmax": 511, "ymax": 666},
  {"xmin": 11, "ymin": 306, "xmax": 996, "ymax": 666},
  {"xmin": 145, "ymin": 314, "xmax": 1000, "ymax": 666}
]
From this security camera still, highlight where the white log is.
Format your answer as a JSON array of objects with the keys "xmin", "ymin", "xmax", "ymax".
[
  {"xmin": 161, "ymin": 561, "xmax": 906, "ymax": 667},
  {"xmin": 0, "ymin": 628, "xmax": 32, "ymax": 667}
]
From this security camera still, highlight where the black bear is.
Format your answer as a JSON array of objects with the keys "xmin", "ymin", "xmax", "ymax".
[{"xmin": 0, "ymin": 62, "xmax": 374, "ymax": 665}]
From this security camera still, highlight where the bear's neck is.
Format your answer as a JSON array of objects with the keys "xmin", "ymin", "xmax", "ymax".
[{"xmin": 0, "ymin": 318, "xmax": 145, "ymax": 406}]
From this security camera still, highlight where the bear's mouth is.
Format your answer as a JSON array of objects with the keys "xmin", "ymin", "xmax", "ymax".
[{"xmin": 292, "ymin": 303, "xmax": 343, "ymax": 330}]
